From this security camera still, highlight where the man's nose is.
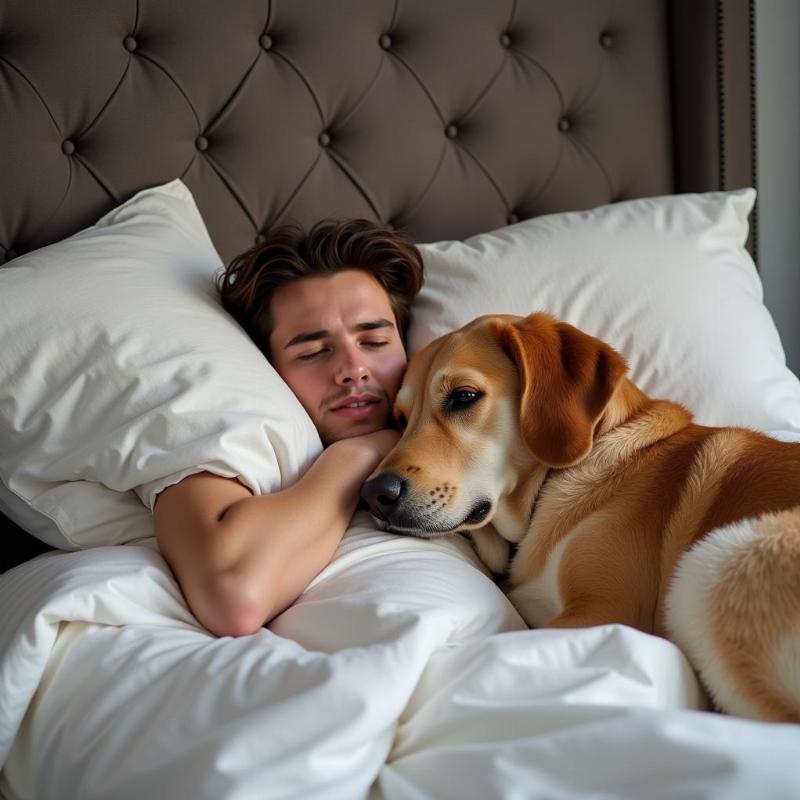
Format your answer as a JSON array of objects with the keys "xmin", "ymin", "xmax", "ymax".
[{"xmin": 335, "ymin": 350, "xmax": 370, "ymax": 385}]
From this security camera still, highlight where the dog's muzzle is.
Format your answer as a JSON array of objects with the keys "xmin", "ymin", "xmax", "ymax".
[
  {"xmin": 361, "ymin": 472, "xmax": 493, "ymax": 534},
  {"xmin": 361, "ymin": 471, "xmax": 408, "ymax": 525}
]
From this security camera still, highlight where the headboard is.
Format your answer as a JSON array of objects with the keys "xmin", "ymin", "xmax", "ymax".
[{"xmin": 0, "ymin": 0, "xmax": 756, "ymax": 570}]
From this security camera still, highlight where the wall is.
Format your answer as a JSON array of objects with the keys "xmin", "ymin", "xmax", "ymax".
[{"xmin": 755, "ymin": 0, "xmax": 800, "ymax": 376}]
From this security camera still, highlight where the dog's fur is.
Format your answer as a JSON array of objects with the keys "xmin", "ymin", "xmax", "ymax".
[{"xmin": 361, "ymin": 312, "xmax": 800, "ymax": 723}]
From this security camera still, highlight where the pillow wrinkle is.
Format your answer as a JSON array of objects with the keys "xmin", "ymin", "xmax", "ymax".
[
  {"xmin": 412, "ymin": 189, "xmax": 800, "ymax": 434},
  {"xmin": 0, "ymin": 179, "xmax": 322, "ymax": 549}
]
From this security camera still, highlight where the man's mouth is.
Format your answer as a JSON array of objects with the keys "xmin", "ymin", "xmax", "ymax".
[{"xmin": 329, "ymin": 394, "xmax": 382, "ymax": 419}]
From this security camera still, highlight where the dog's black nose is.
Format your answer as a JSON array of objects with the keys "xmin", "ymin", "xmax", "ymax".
[{"xmin": 361, "ymin": 472, "xmax": 407, "ymax": 519}]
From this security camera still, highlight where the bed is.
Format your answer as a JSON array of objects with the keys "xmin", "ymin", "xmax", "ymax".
[{"xmin": 3, "ymin": 1, "xmax": 800, "ymax": 798}]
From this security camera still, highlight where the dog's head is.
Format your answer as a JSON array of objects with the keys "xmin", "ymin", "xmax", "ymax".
[{"xmin": 361, "ymin": 312, "xmax": 628, "ymax": 537}]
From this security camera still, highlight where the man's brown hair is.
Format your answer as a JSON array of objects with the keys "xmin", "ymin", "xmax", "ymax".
[{"xmin": 217, "ymin": 218, "xmax": 424, "ymax": 358}]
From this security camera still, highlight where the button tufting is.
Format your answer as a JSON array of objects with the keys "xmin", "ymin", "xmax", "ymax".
[
  {"xmin": 123, "ymin": 36, "xmax": 137, "ymax": 52},
  {"xmin": 384, "ymin": 220, "xmax": 395, "ymax": 231},
  {"xmin": 318, "ymin": 131, "xmax": 331, "ymax": 147},
  {"xmin": 254, "ymin": 233, "xmax": 265, "ymax": 245},
  {"xmin": 195, "ymin": 135, "xmax": 209, "ymax": 151},
  {"xmin": 445, "ymin": 124, "xmax": 458, "ymax": 139},
  {"xmin": 507, "ymin": 212, "xmax": 519, "ymax": 225},
  {"xmin": 379, "ymin": 34, "xmax": 392, "ymax": 50},
  {"xmin": 5, "ymin": 248, "xmax": 18, "ymax": 261},
  {"xmin": 600, "ymin": 32, "xmax": 614, "ymax": 49},
  {"xmin": 558, "ymin": 117, "xmax": 571, "ymax": 133},
  {"xmin": 61, "ymin": 139, "xmax": 75, "ymax": 155},
  {"xmin": 500, "ymin": 33, "xmax": 511, "ymax": 48},
  {"xmin": 259, "ymin": 34, "xmax": 273, "ymax": 51}
]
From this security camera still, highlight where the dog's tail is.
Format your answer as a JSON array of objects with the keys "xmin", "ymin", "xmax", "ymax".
[{"xmin": 665, "ymin": 506, "xmax": 800, "ymax": 723}]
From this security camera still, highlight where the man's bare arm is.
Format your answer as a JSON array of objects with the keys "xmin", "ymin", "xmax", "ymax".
[{"xmin": 153, "ymin": 429, "xmax": 399, "ymax": 637}]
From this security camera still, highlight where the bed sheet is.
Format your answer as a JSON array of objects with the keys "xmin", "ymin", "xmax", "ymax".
[{"xmin": 2, "ymin": 511, "xmax": 800, "ymax": 800}]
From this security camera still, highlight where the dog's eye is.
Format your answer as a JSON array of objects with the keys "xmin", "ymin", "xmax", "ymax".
[
  {"xmin": 395, "ymin": 413, "xmax": 408, "ymax": 430},
  {"xmin": 446, "ymin": 388, "xmax": 482, "ymax": 412}
]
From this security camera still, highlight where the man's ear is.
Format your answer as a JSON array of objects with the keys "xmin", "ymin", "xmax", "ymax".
[{"xmin": 494, "ymin": 313, "xmax": 628, "ymax": 467}]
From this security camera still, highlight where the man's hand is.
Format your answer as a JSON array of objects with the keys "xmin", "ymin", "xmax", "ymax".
[{"xmin": 330, "ymin": 427, "xmax": 402, "ymax": 475}]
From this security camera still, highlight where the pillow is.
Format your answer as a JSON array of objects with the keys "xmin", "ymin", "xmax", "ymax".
[
  {"xmin": 411, "ymin": 189, "xmax": 800, "ymax": 434},
  {"xmin": 0, "ymin": 180, "xmax": 322, "ymax": 550}
]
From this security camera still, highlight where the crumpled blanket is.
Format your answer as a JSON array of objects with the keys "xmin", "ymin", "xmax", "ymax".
[{"xmin": 2, "ymin": 511, "xmax": 799, "ymax": 800}]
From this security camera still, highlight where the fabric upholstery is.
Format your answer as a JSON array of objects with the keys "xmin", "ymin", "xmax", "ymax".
[{"xmin": 3, "ymin": 0, "xmax": 679, "ymax": 265}]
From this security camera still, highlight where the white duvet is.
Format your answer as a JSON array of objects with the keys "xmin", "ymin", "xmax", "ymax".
[{"xmin": 2, "ymin": 511, "xmax": 800, "ymax": 800}]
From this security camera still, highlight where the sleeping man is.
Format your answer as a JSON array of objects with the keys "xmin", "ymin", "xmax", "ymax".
[{"xmin": 152, "ymin": 219, "xmax": 424, "ymax": 637}]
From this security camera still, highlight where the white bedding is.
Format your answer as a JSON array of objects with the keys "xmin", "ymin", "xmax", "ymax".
[{"xmin": 2, "ymin": 511, "xmax": 800, "ymax": 799}]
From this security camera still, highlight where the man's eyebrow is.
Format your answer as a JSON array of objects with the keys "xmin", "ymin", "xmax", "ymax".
[
  {"xmin": 283, "ymin": 319, "xmax": 395, "ymax": 349},
  {"xmin": 284, "ymin": 329, "xmax": 329, "ymax": 349},
  {"xmin": 355, "ymin": 318, "xmax": 395, "ymax": 332}
]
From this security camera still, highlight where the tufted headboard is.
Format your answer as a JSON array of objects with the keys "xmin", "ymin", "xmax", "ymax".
[{"xmin": 0, "ymin": 0, "xmax": 756, "ymax": 569}]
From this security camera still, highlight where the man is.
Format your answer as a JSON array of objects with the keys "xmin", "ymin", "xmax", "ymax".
[{"xmin": 153, "ymin": 219, "xmax": 424, "ymax": 637}]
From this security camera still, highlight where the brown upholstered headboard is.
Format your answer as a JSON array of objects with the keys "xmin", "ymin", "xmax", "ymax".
[{"xmin": 0, "ymin": 0, "xmax": 756, "ymax": 570}]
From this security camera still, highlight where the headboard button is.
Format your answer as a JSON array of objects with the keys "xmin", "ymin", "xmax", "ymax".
[
  {"xmin": 254, "ymin": 233, "xmax": 265, "ymax": 245},
  {"xmin": 500, "ymin": 33, "xmax": 511, "ymax": 48},
  {"xmin": 5, "ymin": 248, "xmax": 18, "ymax": 261},
  {"xmin": 379, "ymin": 34, "xmax": 392, "ymax": 50},
  {"xmin": 61, "ymin": 139, "xmax": 75, "ymax": 155},
  {"xmin": 195, "ymin": 135, "xmax": 209, "ymax": 151},
  {"xmin": 445, "ymin": 124, "xmax": 458, "ymax": 139},
  {"xmin": 318, "ymin": 131, "xmax": 331, "ymax": 147},
  {"xmin": 259, "ymin": 34, "xmax": 273, "ymax": 51},
  {"xmin": 507, "ymin": 212, "xmax": 519, "ymax": 225},
  {"xmin": 600, "ymin": 32, "xmax": 614, "ymax": 49},
  {"xmin": 123, "ymin": 36, "xmax": 137, "ymax": 52},
  {"xmin": 558, "ymin": 117, "xmax": 571, "ymax": 133}
]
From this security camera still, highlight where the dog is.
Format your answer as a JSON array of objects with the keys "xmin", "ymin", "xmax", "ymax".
[{"xmin": 361, "ymin": 312, "xmax": 800, "ymax": 723}]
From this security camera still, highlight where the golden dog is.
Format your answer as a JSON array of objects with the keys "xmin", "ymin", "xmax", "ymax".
[{"xmin": 361, "ymin": 312, "xmax": 800, "ymax": 723}]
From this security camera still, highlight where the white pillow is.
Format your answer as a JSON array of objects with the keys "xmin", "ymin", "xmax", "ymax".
[
  {"xmin": 0, "ymin": 180, "xmax": 322, "ymax": 550},
  {"xmin": 412, "ymin": 189, "xmax": 800, "ymax": 434}
]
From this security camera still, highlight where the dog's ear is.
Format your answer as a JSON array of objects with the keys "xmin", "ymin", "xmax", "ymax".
[{"xmin": 494, "ymin": 313, "xmax": 628, "ymax": 467}]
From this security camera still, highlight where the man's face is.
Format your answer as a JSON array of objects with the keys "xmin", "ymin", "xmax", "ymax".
[{"xmin": 268, "ymin": 269, "xmax": 408, "ymax": 445}]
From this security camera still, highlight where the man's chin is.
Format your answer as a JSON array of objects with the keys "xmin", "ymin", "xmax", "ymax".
[{"xmin": 320, "ymin": 417, "xmax": 386, "ymax": 446}]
